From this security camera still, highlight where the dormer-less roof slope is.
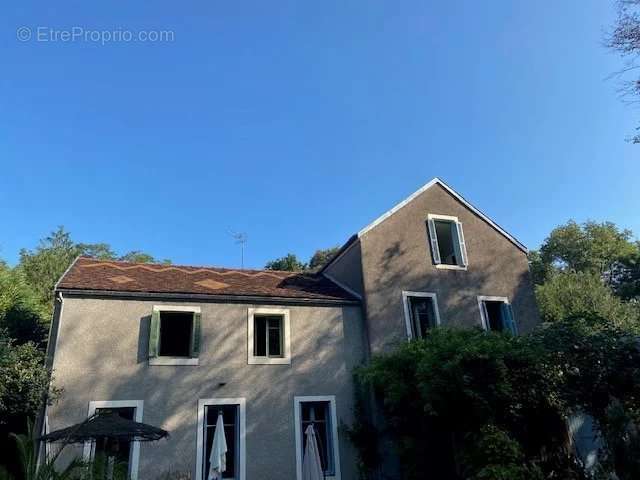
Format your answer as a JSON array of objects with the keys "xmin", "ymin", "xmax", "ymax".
[{"xmin": 56, "ymin": 257, "xmax": 357, "ymax": 303}]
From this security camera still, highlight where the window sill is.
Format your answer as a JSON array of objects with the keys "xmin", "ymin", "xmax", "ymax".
[
  {"xmin": 149, "ymin": 357, "xmax": 199, "ymax": 366},
  {"xmin": 247, "ymin": 356, "xmax": 291, "ymax": 365},
  {"xmin": 435, "ymin": 264, "xmax": 467, "ymax": 271}
]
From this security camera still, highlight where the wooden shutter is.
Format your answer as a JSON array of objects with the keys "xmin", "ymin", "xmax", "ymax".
[
  {"xmin": 455, "ymin": 222, "xmax": 468, "ymax": 267},
  {"xmin": 190, "ymin": 312, "xmax": 201, "ymax": 358},
  {"xmin": 427, "ymin": 219, "xmax": 441, "ymax": 264},
  {"xmin": 149, "ymin": 310, "xmax": 160, "ymax": 358},
  {"xmin": 501, "ymin": 303, "xmax": 517, "ymax": 335}
]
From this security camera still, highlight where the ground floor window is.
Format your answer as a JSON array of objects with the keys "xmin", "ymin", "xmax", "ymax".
[
  {"xmin": 83, "ymin": 400, "xmax": 143, "ymax": 480},
  {"xmin": 294, "ymin": 396, "xmax": 341, "ymax": 480},
  {"xmin": 478, "ymin": 296, "xmax": 517, "ymax": 334},
  {"xmin": 196, "ymin": 398, "xmax": 246, "ymax": 480}
]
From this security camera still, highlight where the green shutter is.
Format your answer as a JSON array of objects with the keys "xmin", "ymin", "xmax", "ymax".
[
  {"xmin": 190, "ymin": 312, "xmax": 201, "ymax": 358},
  {"xmin": 149, "ymin": 310, "xmax": 160, "ymax": 358},
  {"xmin": 500, "ymin": 303, "xmax": 517, "ymax": 335}
]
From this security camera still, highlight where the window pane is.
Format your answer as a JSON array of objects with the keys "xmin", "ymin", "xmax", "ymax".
[
  {"xmin": 409, "ymin": 297, "xmax": 436, "ymax": 337},
  {"xmin": 254, "ymin": 316, "xmax": 267, "ymax": 356},
  {"xmin": 484, "ymin": 301, "xmax": 504, "ymax": 332},
  {"xmin": 300, "ymin": 402, "xmax": 334, "ymax": 475},
  {"xmin": 205, "ymin": 405, "xmax": 237, "ymax": 479},
  {"xmin": 434, "ymin": 220, "xmax": 457, "ymax": 265},
  {"xmin": 93, "ymin": 407, "xmax": 135, "ymax": 479},
  {"xmin": 267, "ymin": 318, "xmax": 282, "ymax": 357},
  {"xmin": 158, "ymin": 311, "xmax": 193, "ymax": 357}
]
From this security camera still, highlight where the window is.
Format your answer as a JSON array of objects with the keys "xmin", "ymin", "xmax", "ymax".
[
  {"xmin": 83, "ymin": 400, "xmax": 143, "ymax": 480},
  {"xmin": 478, "ymin": 296, "xmax": 517, "ymax": 334},
  {"xmin": 426, "ymin": 214, "xmax": 468, "ymax": 269},
  {"xmin": 247, "ymin": 308, "xmax": 291, "ymax": 365},
  {"xmin": 149, "ymin": 306, "xmax": 201, "ymax": 365},
  {"xmin": 196, "ymin": 398, "xmax": 246, "ymax": 480},
  {"xmin": 402, "ymin": 291, "xmax": 441, "ymax": 339},
  {"xmin": 254, "ymin": 315, "xmax": 283, "ymax": 358},
  {"xmin": 294, "ymin": 396, "xmax": 341, "ymax": 480}
]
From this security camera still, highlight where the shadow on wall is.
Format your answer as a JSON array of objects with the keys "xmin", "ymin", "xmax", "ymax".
[{"xmin": 49, "ymin": 302, "xmax": 363, "ymax": 480}]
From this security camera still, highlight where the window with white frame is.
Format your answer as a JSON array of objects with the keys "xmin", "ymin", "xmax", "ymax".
[
  {"xmin": 83, "ymin": 400, "xmax": 143, "ymax": 480},
  {"xmin": 247, "ymin": 308, "xmax": 291, "ymax": 364},
  {"xmin": 402, "ymin": 291, "xmax": 441, "ymax": 339},
  {"xmin": 426, "ymin": 214, "xmax": 468, "ymax": 268},
  {"xmin": 478, "ymin": 296, "xmax": 517, "ymax": 334},
  {"xmin": 294, "ymin": 396, "xmax": 341, "ymax": 480},
  {"xmin": 196, "ymin": 398, "xmax": 246, "ymax": 480},
  {"xmin": 148, "ymin": 305, "xmax": 201, "ymax": 365}
]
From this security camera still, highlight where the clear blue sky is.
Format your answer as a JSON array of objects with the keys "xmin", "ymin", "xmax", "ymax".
[{"xmin": 1, "ymin": 1, "xmax": 638, "ymax": 268}]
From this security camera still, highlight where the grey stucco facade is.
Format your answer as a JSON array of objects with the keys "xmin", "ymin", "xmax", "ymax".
[
  {"xmin": 47, "ymin": 297, "xmax": 365, "ymax": 480},
  {"xmin": 46, "ymin": 178, "xmax": 541, "ymax": 480}
]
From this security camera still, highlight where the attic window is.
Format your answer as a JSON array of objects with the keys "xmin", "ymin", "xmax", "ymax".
[
  {"xmin": 149, "ymin": 306, "xmax": 201, "ymax": 365},
  {"xmin": 427, "ymin": 214, "xmax": 468, "ymax": 268}
]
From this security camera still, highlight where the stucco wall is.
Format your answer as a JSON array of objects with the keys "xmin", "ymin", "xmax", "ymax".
[
  {"xmin": 48, "ymin": 296, "xmax": 365, "ymax": 480},
  {"xmin": 359, "ymin": 183, "xmax": 540, "ymax": 353},
  {"xmin": 323, "ymin": 242, "xmax": 365, "ymax": 298}
]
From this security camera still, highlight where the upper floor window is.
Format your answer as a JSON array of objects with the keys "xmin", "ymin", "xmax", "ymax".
[
  {"xmin": 402, "ymin": 291, "xmax": 441, "ymax": 339},
  {"xmin": 478, "ymin": 296, "xmax": 517, "ymax": 334},
  {"xmin": 149, "ymin": 305, "xmax": 201, "ymax": 365},
  {"xmin": 426, "ymin": 214, "xmax": 468, "ymax": 269},
  {"xmin": 247, "ymin": 308, "xmax": 291, "ymax": 365}
]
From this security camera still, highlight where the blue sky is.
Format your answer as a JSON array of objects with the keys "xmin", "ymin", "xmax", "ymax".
[{"xmin": 1, "ymin": 1, "xmax": 638, "ymax": 268}]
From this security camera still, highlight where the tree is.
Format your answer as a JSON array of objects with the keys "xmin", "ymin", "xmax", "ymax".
[
  {"xmin": 119, "ymin": 251, "xmax": 170, "ymax": 264},
  {"xmin": 264, "ymin": 253, "xmax": 307, "ymax": 271},
  {"xmin": 17, "ymin": 227, "xmax": 168, "ymax": 315},
  {"xmin": 607, "ymin": 0, "xmax": 640, "ymax": 143},
  {"xmin": 308, "ymin": 246, "xmax": 340, "ymax": 271},
  {"xmin": 535, "ymin": 271, "xmax": 639, "ymax": 325},
  {"xmin": 530, "ymin": 220, "xmax": 639, "ymax": 299},
  {"xmin": 0, "ymin": 266, "xmax": 47, "ymax": 346}
]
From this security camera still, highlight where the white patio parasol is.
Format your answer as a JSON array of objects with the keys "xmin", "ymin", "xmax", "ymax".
[
  {"xmin": 208, "ymin": 412, "xmax": 228, "ymax": 480},
  {"xmin": 302, "ymin": 424, "xmax": 324, "ymax": 480}
]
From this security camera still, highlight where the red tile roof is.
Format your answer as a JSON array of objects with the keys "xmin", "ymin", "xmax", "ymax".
[{"xmin": 56, "ymin": 257, "xmax": 357, "ymax": 303}]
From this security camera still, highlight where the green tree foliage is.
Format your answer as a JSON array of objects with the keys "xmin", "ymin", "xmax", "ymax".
[
  {"xmin": 0, "ymin": 265, "xmax": 47, "ymax": 346},
  {"xmin": 358, "ymin": 328, "xmax": 581, "ymax": 480},
  {"xmin": 264, "ymin": 253, "xmax": 307, "ymax": 271},
  {"xmin": 356, "ymin": 316, "xmax": 640, "ymax": 479},
  {"xmin": 17, "ymin": 227, "xmax": 168, "ymax": 315},
  {"xmin": 264, "ymin": 247, "xmax": 341, "ymax": 272},
  {"xmin": 308, "ymin": 246, "xmax": 340, "ymax": 271},
  {"xmin": 0, "ymin": 334, "xmax": 57, "ymax": 427},
  {"xmin": 535, "ymin": 271, "xmax": 639, "ymax": 325}
]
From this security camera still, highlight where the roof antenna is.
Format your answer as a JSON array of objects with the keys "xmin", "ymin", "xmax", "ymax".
[{"xmin": 228, "ymin": 230, "xmax": 247, "ymax": 269}]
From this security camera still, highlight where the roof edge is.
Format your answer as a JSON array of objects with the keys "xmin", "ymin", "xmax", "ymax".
[
  {"xmin": 356, "ymin": 177, "xmax": 528, "ymax": 253},
  {"xmin": 55, "ymin": 288, "xmax": 361, "ymax": 306}
]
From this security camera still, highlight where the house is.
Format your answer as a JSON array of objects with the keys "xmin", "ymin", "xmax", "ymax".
[{"xmin": 43, "ymin": 178, "xmax": 539, "ymax": 480}]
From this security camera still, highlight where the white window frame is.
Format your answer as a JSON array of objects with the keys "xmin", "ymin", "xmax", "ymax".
[
  {"xmin": 195, "ymin": 398, "xmax": 246, "ymax": 480},
  {"xmin": 83, "ymin": 400, "xmax": 144, "ymax": 480},
  {"xmin": 247, "ymin": 307, "xmax": 291, "ymax": 365},
  {"xmin": 150, "ymin": 305, "xmax": 201, "ymax": 366},
  {"xmin": 401, "ymin": 291, "xmax": 441, "ymax": 339},
  {"xmin": 294, "ymin": 395, "xmax": 341, "ymax": 480},
  {"xmin": 427, "ymin": 213, "xmax": 468, "ymax": 270},
  {"xmin": 477, "ymin": 296, "xmax": 510, "ymax": 331}
]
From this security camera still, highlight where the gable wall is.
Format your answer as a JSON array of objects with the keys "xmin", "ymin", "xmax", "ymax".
[{"xmin": 358, "ymin": 183, "xmax": 540, "ymax": 353}]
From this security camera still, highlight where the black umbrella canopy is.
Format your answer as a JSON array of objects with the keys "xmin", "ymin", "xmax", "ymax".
[{"xmin": 40, "ymin": 412, "xmax": 169, "ymax": 443}]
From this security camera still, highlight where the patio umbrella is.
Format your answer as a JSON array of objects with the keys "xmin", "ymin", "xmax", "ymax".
[
  {"xmin": 302, "ymin": 424, "xmax": 324, "ymax": 480},
  {"xmin": 39, "ymin": 412, "xmax": 169, "ymax": 443},
  {"xmin": 208, "ymin": 412, "xmax": 228, "ymax": 480}
]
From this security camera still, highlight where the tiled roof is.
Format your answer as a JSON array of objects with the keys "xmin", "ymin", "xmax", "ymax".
[{"xmin": 56, "ymin": 257, "xmax": 357, "ymax": 303}]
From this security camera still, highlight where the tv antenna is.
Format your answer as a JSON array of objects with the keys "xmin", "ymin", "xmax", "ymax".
[{"xmin": 228, "ymin": 230, "xmax": 247, "ymax": 268}]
